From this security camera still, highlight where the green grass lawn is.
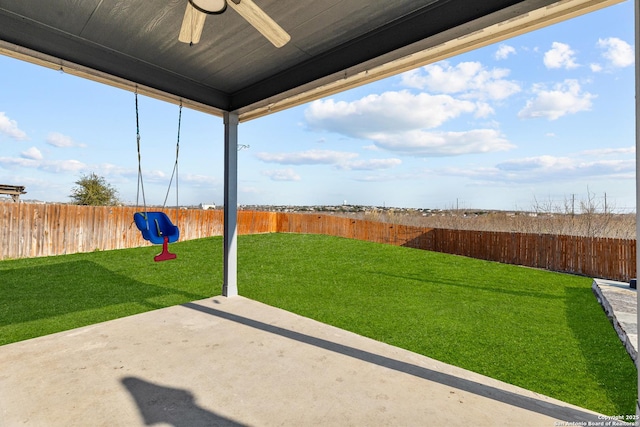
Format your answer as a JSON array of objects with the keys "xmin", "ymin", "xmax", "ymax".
[{"xmin": 0, "ymin": 233, "xmax": 636, "ymax": 415}]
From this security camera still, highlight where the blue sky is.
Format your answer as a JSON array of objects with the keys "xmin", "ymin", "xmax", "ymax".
[{"xmin": 0, "ymin": 1, "xmax": 636, "ymax": 211}]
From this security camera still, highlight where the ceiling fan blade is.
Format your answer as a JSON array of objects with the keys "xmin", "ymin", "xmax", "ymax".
[
  {"xmin": 179, "ymin": 2, "xmax": 207, "ymax": 44},
  {"xmin": 227, "ymin": 0, "xmax": 290, "ymax": 48}
]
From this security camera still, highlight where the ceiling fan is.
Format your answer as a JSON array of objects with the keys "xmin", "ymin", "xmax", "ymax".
[{"xmin": 178, "ymin": 0, "xmax": 290, "ymax": 48}]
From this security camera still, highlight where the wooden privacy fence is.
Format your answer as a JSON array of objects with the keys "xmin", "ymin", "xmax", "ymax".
[
  {"xmin": 0, "ymin": 204, "xmax": 277, "ymax": 259},
  {"xmin": 0, "ymin": 204, "xmax": 636, "ymax": 281},
  {"xmin": 277, "ymin": 213, "xmax": 637, "ymax": 282}
]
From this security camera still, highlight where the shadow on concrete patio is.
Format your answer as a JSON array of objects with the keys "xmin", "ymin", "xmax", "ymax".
[
  {"xmin": 183, "ymin": 301, "xmax": 603, "ymax": 423},
  {"xmin": 122, "ymin": 376, "xmax": 247, "ymax": 427}
]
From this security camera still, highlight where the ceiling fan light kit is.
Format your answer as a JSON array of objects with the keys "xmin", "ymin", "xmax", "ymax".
[
  {"xmin": 179, "ymin": 0, "xmax": 290, "ymax": 48},
  {"xmin": 188, "ymin": 0, "xmax": 227, "ymax": 14}
]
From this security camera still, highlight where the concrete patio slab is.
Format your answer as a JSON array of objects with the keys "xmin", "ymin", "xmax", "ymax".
[{"xmin": 0, "ymin": 296, "xmax": 613, "ymax": 426}]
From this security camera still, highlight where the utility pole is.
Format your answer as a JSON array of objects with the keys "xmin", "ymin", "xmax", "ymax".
[{"xmin": 571, "ymin": 194, "xmax": 575, "ymax": 217}]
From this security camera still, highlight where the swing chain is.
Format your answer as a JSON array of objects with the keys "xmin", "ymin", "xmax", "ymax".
[
  {"xmin": 163, "ymin": 100, "xmax": 181, "ymax": 215},
  {"xmin": 135, "ymin": 90, "xmax": 182, "ymax": 229}
]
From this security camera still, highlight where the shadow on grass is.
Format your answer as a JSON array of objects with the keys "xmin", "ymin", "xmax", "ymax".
[
  {"xmin": 359, "ymin": 269, "xmax": 635, "ymax": 415},
  {"xmin": 0, "ymin": 260, "xmax": 203, "ymax": 326},
  {"xmin": 565, "ymin": 287, "xmax": 638, "ymax": 415},
  {"xmin": 371, "ymin": 270, "xmax": 565, "ymax": 301}
]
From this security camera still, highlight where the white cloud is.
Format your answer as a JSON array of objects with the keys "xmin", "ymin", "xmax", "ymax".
[
  {"xmin": 304, "ymin": 84, "xmax": 516, "ymax": 157},
  {"xmin": 370, "ymin": 129, "xmax": 514, "ymax": 156},
  {"xmin": 0, "ymin": 157, "xmax": 38, "ymax": 169},
  {"xmin": 256, "ymin": 148, "xmax": 402, "ymax": 171},
  {"xmin": 579, "ymin": 146, "xmax": 635, "ymax": 156},
  {"xmin": 139, "ymin": 169, "xmax": 169, "ymax": 184},
  {"xmin": 261, "ymin": 168, "xmax": 301, "ymax": 181},
  {"xmin": 474, "ymin": 102, "xmax": 495, "ymax": 118},
  {"xmin": 400, "ymin": 61, "xmax": 521, "ymax": 100},
  {"xmin": 181, "ymin": 173, "xmax": 220, "ymax": 187},
  {"xmin": 495, "ymin": 44, "xmax": 516, "ymax": 60},
  {"xmin": 0, "ymin": 156, "xmax": 87, "ymax": 173},
  {"xmin": 94, "ymin": 163, "xmax": 134, "ymax": 178},
  {"xmin": 442, "ymin": 152, "xmax": 635, "ymax": 184},
  {"xmin": 352, "ymin": 174, "xmax": 396, "ymax": 182},
  {"xmin": 46, "ymin": 132, "xmax": 85, "ymax": 148},
  {"xmin": 305, "ymin": 91, "xmax": 476, "ymax": 136},
  {"xmin": 597, "ymin": 37, "xmax": 634, "ymax": 68},
  {"xmin": 0, "ymin": 154, "xmax": 138, "ymax": 182},
  {"xmin": 496, "ymin": 155, "xmax": 574, "ymax": 172},
  {"xmin": 240, "ymin": 186, "xmax": 261, "ymax": 195},
  {"xmin": 0, "ymin": 112, "xmax": 27, "ymax": 140},
  {"xmin": 21, "ymin": 147, "xmax": 43, "ymax": 160},
  {"xmin": 256, "ymin": 149, "xmax": 358, "ymax": 165},
  {"xmin": 590, "ymin": 63, "xmax": 603, "ymax": 73},
  {"xmin": 499, "ymin": 156, "xmax": 634, "ymax": 180},
  {"xmin": 39, "ymin": 159, "xmax": 87, "ymax": 173},
  {"xmin": 339, "ymin": 158, "xmax": 402, "ymax": 171},
  {"xmin": 518, "ymin": 79, "xmax": 594, "ymax": 120},
  {"xmin": 543, "ymin": 42, "xmax": 579, "ymax": 69}
]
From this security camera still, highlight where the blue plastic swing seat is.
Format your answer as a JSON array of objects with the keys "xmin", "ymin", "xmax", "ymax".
[{"xmin": 133, "ymin": 212, "xmax": 180, "ymax": 245}]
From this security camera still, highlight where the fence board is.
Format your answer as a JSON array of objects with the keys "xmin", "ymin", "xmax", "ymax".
[{"xmin": 0, "ymin": 203, "xmax": 636, "ymax": 281}]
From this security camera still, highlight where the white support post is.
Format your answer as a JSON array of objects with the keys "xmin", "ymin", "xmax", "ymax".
[
  {"xmin": 635, "ymin": 0, "xmax": 640, "ymax": 419},
  {"xmin": 223, "ymin": 111, "xmax": 239, "ymax": 297}
]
